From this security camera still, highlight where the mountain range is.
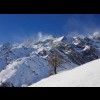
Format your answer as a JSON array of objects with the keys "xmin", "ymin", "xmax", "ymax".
[{"xmin": 0, "ymin": 33, "xmax": 100, "ymax": 87}]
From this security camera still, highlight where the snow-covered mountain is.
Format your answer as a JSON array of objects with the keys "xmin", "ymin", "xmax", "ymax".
[
  {"xmin": 30, "ymin": 59, "xmax": 100, "ymax": 87},
  {"xmin": 0, "ymin": 33, "xmax": 100, "ymax": 87}
]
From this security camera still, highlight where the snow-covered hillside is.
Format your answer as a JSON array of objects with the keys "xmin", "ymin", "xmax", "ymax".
[
  {"xmin": 0, "ymin": 55, "xmax": 52, "ymax": 87},
  {"xmin": 30, "ymin": 59, "xmax": 100, "ymax": 87}
]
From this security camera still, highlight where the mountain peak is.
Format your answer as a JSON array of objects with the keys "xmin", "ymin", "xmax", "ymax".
[{"xmin": 53, "ymin": 36, "xmax": 67, "ymax": 44}]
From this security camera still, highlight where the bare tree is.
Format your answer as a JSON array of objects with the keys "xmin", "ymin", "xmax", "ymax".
[{"xmin": 48, "ymin": 51, "xmax": 64, "ymax": 74}]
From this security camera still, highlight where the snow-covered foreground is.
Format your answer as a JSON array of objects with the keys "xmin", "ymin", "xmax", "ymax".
[{"xmin": 30, "ymin": 59, "xmax": 100, "ymax": 87}]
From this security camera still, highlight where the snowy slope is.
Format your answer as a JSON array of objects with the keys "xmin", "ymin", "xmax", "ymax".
[
  {"xmin": 0, "ymin": 55, "xmax": 52, "ymax": 87},
  {"xmin": 30, "ymin": 59, "xmax": 100, "ymax": 87}
]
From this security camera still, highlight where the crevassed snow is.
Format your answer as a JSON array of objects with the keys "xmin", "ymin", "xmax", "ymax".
[{"xmin": 30, "ymin": 59, "xmax": 100, "ymax": 87}]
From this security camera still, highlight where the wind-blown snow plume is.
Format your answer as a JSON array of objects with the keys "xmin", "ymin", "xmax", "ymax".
[
  {"xmin": 38, "ymin": 32, "xmax": 54, "ymax": 41},
  {"xmin": 93, "ymin": 32, "xmax": 100, "ymax": 38}
]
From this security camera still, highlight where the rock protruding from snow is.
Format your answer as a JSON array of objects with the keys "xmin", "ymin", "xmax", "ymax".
[
  {"xmin": 83, "ymin": 45, "xmax": 90, "ymax": 51},
  {"xmin": 72, "ymin": 37, "xmax": 81, "ymax": 45}
]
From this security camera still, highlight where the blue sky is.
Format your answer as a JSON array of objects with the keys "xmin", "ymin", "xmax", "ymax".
[{"xmin": 0, "ymin": 14, "xmax": 100, "ymax": 44}]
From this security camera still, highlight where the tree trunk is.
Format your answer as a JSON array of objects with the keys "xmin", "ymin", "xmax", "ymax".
[{"xmin": 54, "ymin": 67, "xmax": 57, "ymax": 74}]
